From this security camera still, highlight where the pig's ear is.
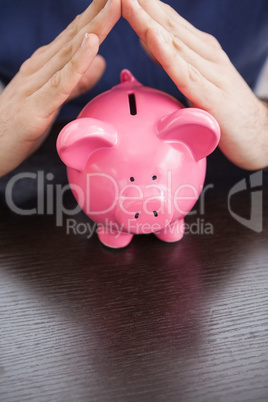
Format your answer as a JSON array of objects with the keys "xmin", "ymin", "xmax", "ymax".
[
  {"xmin": 157, "ymin": 108, "xmax": 220, "ymax": 161},
  {"xmin": 57, "ymin": 118, "xmax": 117, "ymax": 171}
]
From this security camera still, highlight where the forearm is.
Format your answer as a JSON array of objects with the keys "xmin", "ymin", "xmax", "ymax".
[{"xmin": 218, "ymin": 98, "xmax": 268, "ymax": 171}]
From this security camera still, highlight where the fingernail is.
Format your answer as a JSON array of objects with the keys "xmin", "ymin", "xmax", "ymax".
[
  {"xmin": 132, "ymin": 0, "xmax": 141, "ymax": 6},
  {"xmin": 104, "ymin": 0, "xmax": 111, "ymax": 8},
  {"xmin": 81, "ymin": 33, "xmax": 89, "ymax": 48}
]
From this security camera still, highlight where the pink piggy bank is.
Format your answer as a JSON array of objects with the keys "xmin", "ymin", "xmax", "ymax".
[{"xmin": 57, "ymin": 70, "xmax": 220, "ymax": 248}]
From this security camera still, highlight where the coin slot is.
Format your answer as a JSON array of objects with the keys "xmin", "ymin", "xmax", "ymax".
[{"xmin": 128, "ymin": 93, "xmax": 137, "ymax": 115}]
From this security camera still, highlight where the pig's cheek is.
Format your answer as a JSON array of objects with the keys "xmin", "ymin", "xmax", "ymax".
[
  {"xmin": 67, "ymin": 169, "xmax": 118, "ymax": 222},
  {"xmin": 85, "ymin": 174, "xmax": 118, "ymax": 220}
]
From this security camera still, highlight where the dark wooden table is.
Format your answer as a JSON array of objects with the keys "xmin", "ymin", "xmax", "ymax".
[{"xmin": 0, "ymin": 123, "xmax": 267, "ymax": 402}]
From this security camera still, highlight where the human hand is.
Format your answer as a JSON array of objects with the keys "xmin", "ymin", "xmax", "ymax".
[
  {"xmin": 122, "ymin": 0, "xmax": 268, "ymax": 170},
  {"xmin": 0, "ymin": 0, "xmax": 121, "ymax": 177}
]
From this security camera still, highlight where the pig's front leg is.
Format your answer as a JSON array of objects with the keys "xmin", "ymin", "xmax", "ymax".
[
  {"xmin": 97, "ymin": 224, "xmax": 133, "ymax": 248},
  {"xmin": 154, "ymin": 219, "xmax": 185, "ymax": 243}
]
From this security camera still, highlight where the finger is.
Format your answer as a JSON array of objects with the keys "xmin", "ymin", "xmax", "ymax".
[
  {"xmin": 139, "ymin": 39, "xmax": 160, "ymax": 65},
  {"xmin": 140, "ymin": 31, "xmax": 221, "ymax": 86},
  {"xmin": 22, "ymin": 0, "xmax": 120, "ymax": 93},
  {"xmin": 20, "ymin": 0, "xmax": 119, "ymax": 76},
  {"xmin": 52, "ymin": 0, "xmax": 110, "ymax": 48},
  {"xmin": 146, "ymin": 27, "xmax": 219, "ymax": 110},
  {"xmin": 123, "ymin": 0, "xmax": 218, "ymax": 109},
  {"xmin": 67, "ymin": 54, "xmax": 106, "ymax": 100},
  {"xmin": 28, "ymin": 33, "xmax": 100, "ymax": 125},
  {"xmin": 123, "ymin": 0, "xmax": 222, "ymax": 61},
  {"xmin": 138, "ymin": 0, "xmax": 212, "ymax": 40}
]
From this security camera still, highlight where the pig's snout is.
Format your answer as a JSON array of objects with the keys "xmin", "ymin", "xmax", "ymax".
[{"xmin": 116, "ymin": 186, "xmax": 173, "ymax": 234}]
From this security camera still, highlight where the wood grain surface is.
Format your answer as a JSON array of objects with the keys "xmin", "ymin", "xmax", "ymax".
[{"xmin": 0, "ymin": 123, "xmax": 267, "ymax": 402}]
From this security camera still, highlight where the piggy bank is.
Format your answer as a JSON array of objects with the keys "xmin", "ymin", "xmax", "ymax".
[{"xmin": 57, "ymin": 70, "xmax": 220, "ymax": 248}]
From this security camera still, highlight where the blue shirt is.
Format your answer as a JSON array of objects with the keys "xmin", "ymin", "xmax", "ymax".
[{"xmin": 0, "ymin": 0, "xmax": 267, "ymax": 119}]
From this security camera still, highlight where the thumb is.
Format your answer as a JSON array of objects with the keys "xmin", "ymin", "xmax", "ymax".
[{"xmin": 68, "ymin": 54, "xmax": 106, "ymax": 101}]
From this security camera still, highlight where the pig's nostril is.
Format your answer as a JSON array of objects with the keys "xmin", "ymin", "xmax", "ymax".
[
  {"xmin": 153, "ymin": 211, "xmax": 158, "ymax": 217},
  {"xmin": 135, "ymin": 212, "xmax": 139, "ymax": 219}
]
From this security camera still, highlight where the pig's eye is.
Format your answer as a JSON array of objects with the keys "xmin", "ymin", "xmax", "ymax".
[
  {"xmin": 152, "ymin": 175, "xmax": 157, "ymax": 181},
  {"xmin": 130, "ymin": 177, "xmax": 135, "ymax": 182}
]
